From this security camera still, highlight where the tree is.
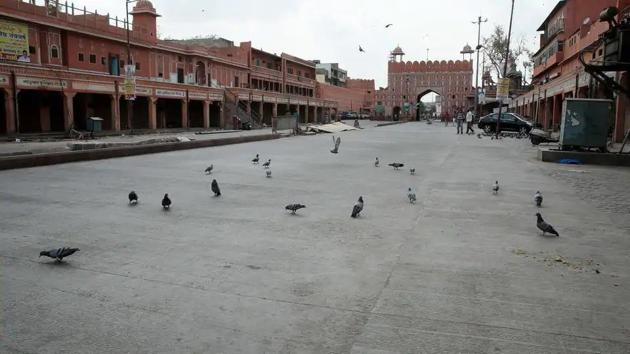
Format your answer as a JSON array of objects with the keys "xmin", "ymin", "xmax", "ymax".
[
  {"xmin": 482, "ymin": 25, "xmax": 531, "ymax": 78},
  {"xmin": 416, "ymin": 101, "xmax": 426, "ymax": 113}
]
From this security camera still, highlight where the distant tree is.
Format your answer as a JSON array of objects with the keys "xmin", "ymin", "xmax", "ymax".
[
  {"xmin": 416, "ymin": 101, "xmax": 426, "ymax": 113},
  {"xmin": 482, "ymin": 25, "xmax": 530, "ymax": 79}
]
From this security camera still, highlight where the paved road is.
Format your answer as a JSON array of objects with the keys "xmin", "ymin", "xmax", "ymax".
[{"xmin": 1, "ymin": 122, "xmax": 629, "ymax": 353}]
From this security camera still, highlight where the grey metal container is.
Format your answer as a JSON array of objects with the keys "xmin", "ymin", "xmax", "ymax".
[{"xmin": 560, "ymin": 98, "xmax": 612, "ymax": 150}]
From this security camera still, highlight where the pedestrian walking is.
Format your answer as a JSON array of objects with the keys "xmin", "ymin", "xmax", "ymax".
[
  {"xmin": 466, "ymin": 109, "xmax": 475, "ymax": 135},
  {"xmin": 456, "ymin": 111, "xmax": 464, "ymax": 135}
]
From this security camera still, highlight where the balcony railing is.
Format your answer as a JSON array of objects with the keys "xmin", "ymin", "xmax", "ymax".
[
  {"xmin": 286, "ymin": 73, "xmax": 315, "ymax": 86},
  {"xmin": 251, "ymin": 65, "xmax": 282, "ymax": 78}
]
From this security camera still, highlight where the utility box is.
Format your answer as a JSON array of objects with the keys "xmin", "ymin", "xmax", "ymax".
[
  {"xmin": 86, "ymin": 117, "xmax": 104, "ymax": 133},
  {"xmin": 560, "ymin": 99, "xmax": 613, "ymax": 150}
]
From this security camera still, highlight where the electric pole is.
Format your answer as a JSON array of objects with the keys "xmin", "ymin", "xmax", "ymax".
[{"xmin": 473, "ymin": 16, "xmax": 487, "ymax": 122}]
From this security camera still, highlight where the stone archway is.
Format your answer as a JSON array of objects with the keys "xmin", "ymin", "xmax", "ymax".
[
  {"xmin": 195, "ymin": 61, "xmax": 206, "ymax": 86},
  {"xmin": 416, "ymin": 89, "xmax": 442, "ymax": 121}
]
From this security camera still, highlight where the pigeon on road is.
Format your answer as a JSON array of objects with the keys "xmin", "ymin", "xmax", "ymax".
[
  {"xmin": 492, "ymin": 181, "xmax": 500, "ymax": 194},
  {"xmin": 205, "ymin": 164, "xmax": 213, "ymax": 174},
  {"xmin": 128, "ymin": 191, "xmax": 138, "ymax": 205},
  {"xmin": 410, "ymin": 168, "xmax": 416, "ymax": 175},
  {"xmin": 40, "ymin": 247, "xmax": 79, "ymax": 262},
  {"xmin": 285, "ymin": 204, "xmax": 306, "ymax": 215},
  {"xmin": 266, "ymin": 170, "xmax": 272, "ymax": 178},
  {"xmin": 252, "ymin": 154, "xmax": 260, "ymax": 164},
  {"xmin": 330, "ymin": 136, "xmax": 341, "ymax": 154},
  {"xmin": 389, "ymin": 163, "xmax": 404, "ymax": 170},
  {"xmin": 536, "ymin": 213, "xmax": 559, "ymax": 236},
  {"xmin": 375, "ymin": 157, "xmax": 380, "ymax": 167},
  {"xmin": 263, "ymin": 159, "xmax": 271, "ymax": 169},
  {"xmin": 408, "ymin": 188, "xmax": 416, "ymax": 204},
  {"xmin": 162, "ymin": 194, "xmax": 171, "ymax": 210},
  {"xmin": 351, "ymin": 196, "xmax": 364, "ymax": 218},
  {"xmin": 359, "ymin": 45, "xmax": 365, "ymax": 53},
  {"xmin": 211, "ymin": 179, "xmax": 221, "ymax": 197},
  {"xmin": 535, "ymin": 191, "xmax": 543, "ymax": 207}
]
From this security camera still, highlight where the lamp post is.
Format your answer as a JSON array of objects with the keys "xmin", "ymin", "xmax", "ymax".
[
  {"xmin": 496, "ymin": 0, "xmax": 515, "ymax": 138},
  {"xmin": 125, "ymin": 0, "xmax": 137, "ymax": 132},
  {"xmin": 473, "ymin": 16, "xmax": 487, "ymax": 122}
]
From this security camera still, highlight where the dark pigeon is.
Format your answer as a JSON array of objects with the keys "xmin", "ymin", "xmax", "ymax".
[
  {"xmin": 262, "ymin": 159, "xmax": 271, "ymax": 169},
  {"xmin": 375, "ymin": 157, "xmax": 380, "ymax": 167},
  {"xmin": 351, "ymin": 196, "xmax": 364, "ymax": 218},
  {"xmin": 330, "ymin": 136, "xmax": 341, "ymax": 154},
  {"xmin": 536, "ymin": 213, "xmax": 559, "ymax": 237},
  {"xmin": 535, "ymin": 191, "xmax": 543, "ymax": 207},
  {"xmin": 266, "ymin": 170, "xmax": 272, "ymax": 178},
  {"xmin": 205, "ymin": 164, "xmax": 213, "ymax": 174},
  {"xmin": 359, "ymin": 45, "xmax": 365, "ymax": 53},
  {"xmin": 408, "ymin": 188, "xmax": 416, "ymax": 204},
  {"xmin": 128, "ymin": 191, "xmax": 138, "ymax": 204},
  {"xmin": 385, "ymin": 24, "xmax": 393, "ymax": 28},
  {"xmin": 40, "ymin": 247, "xmax": 79, "ymax": 262},
  {"xmin": 285, "ymin": 204, "xmax": 306, "ymax": 214},
  {"xmin": 211, "ymin": 179, "xmax": 221, "ymax": 197},
  {"xmin": 410, "ymin": 168, "xmax": 416, "ymax": 175},
  {"xmin": 492, "ymin": 181, "xmax": 500, "ymax": 194},
  {"xmin": 252, "ymin": 154, "xmax": 260, "ymax": 164},
  {"xmin": 162, "ymin": 193, "xmax": 171, "ymax": 210},
  {"xmin": 389, "ymin": 163, "xmax": 404, "ymax": 170}
]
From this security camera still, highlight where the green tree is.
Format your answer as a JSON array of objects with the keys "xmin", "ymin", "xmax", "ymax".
[
  {"xmin": 416, "ymin": 101, "xmax": 426, "ymax": 113},
  {"xmin": 482, "ymin": 25, "xmax": 531, "ymax": 78}
]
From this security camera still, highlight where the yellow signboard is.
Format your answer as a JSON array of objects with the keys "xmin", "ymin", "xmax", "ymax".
[
  {"xmin": 0, "ymin": 19, "xmax": 29, "ymax": 62},
  {"xmin": 497, "ymin": 78, "xmax": 510, "ymax": 101}
]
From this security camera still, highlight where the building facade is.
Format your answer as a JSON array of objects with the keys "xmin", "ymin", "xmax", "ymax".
[
  {"xmin": 314, "ymin": 62, "xmax": 348, "ymax": 87},
  {"xmin": 0, "ymin": 0, "xmax": 336, "ymax": 135},
  {"xmin": 316, "ymin": 78, "xmax": 375, "ymax": 114},
  {"xmin": 376, "ymin": 46, "xmax": 474, "ymax": 120},
  {"xmin": 510, "ymin": 0, "xmax": 630, "ymax": 143}
]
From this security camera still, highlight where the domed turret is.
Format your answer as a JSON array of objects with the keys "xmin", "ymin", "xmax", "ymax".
[
  {"xmin": 130, "ymin": 0, "xmax": 160, "ymax": 44},
  {"xmin": 390, "ymin": 45, "xmax": 405, "ymax": 62},
  {"xmin": 131, "ymin": 0, "xmax": 158, "ymax": 15}
]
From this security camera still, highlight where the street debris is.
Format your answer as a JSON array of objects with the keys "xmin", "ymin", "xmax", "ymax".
[{"xmin": 306, "ymin": 122, "xmax": 359, "ymax": 134}]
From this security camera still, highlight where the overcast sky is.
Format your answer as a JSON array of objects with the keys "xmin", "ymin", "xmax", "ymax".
[{"xmin": 74, "ymin": 0, "xmax": 558, "ymax": 87}]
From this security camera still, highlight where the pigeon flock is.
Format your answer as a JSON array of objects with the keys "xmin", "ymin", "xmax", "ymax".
[{"xmin": 41, "ymin": 134, "xmax": 562, "ymax": 264}]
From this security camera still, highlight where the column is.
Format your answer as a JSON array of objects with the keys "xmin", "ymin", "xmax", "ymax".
[
  {"xmin": 305, "ymin": 104, "xmax": 310, "ymax": 123},
  {"xmin": 203, "ymin": 100, "xmax": 211, "ymax": 129},
  {"xmin": 272, "ymin": 103, "xmax": 278, "ymax": 133},
  {"xmin": 111, "ymin": 95, "xmax": 121, "ymax": 131},
  {"xmin": 4, "ymin": 89, "xmax": 16, "ymax": 134},
  {"xmin": 615, "ymin": 72, "xmax": 629, "ymax": 143},
  {"xmin": 63, "ymin": 92, "xmax": 75, "ymax": 131},
  {"xmin": 181, "ymin": 99, "xmax": 189, "ymax": 128},
  {"xmin": 148, "ymin": 97, "xmax": 157, "ymax": 130},
  {"xmin": 272, "ymin": 103, "xmax": 278, "ymax": 117},
  {"xmin": 552, "ymin": 95, "xmax": 560, "ymax": 129},
  {"xmin": 218, "ymin": 102, "xmax": 225, "ymax": 129},
  {"xmin": 258, "ymin": 100, "xmax": 264, "ymax": 122},
  {"xmin": 246, "ymin": 101, "xmax": 252, "ymax": 115}
]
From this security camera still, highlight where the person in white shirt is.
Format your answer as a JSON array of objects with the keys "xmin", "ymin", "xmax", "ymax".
[{"xmin": 465, "ymin": 109, "xmax": 475, "ymax": 135}]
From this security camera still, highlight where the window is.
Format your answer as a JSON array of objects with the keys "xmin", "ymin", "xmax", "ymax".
[
  {"xmin": 135, "ymin": 62, "xmax": 141, "ymax": 70},
  {"xmin": 101, "ymin": 57, "xmax": 106, "ymax": 65},
  {"xmin": 288, "ymin": 68, "xmax": 294, "ymax": 74},
  {"xmin": 120, "ymin": 60, "xmax": 125, "ymax": 68},
  {"xmin": 29, "ymin": 46, "xmax": 36, "ymax": 54},
  {"xmin": 178, "ymin": 56, "xmax": 183, "ymax": 62},
  {"xmin": 89, "ymin": 54, "xmax": 96, "ymax": 63},
  {"xmin": 255, "ymin": 59, "xmax": 261, "ymax": 66},
  {"xmin": 51, "ymin": 45, "xmax": 59, "ymax": 59},
  {"xmin": 234, "ymin": 76, "xmax": 240, "ymax": 88},
  {"xmin": 78, "ymin": 53, "xmax": 84, "ymax": 62}
]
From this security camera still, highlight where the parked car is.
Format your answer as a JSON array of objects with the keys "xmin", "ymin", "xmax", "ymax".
[
  {"xmin": 340, "ymin": 112, "xmax": 351, "ymax": 120},
  {"xmin": 477, "ymin": 112, "xmax": 533, "ymax": 134},
  {"xmin": 359, "ymin": 113, "xmax": 370, "ymax": 119}
]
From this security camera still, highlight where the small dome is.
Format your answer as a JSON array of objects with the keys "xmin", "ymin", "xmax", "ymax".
[
  {"xmin": 391, "ymin": 46, "xmax": 405, "ymax": 55},
  {"xmin": 460, "ymin": 44, "xmax": 474, "ymax": 54},
  {"xmin": 131, "ymin": 0, "xmax": 159, "ymax": 15}
]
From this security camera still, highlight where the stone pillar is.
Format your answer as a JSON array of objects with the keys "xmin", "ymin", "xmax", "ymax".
[
  {"xmin": 272, "ymin": 103, "xmax": 278, "ymax": 117},
  {"xmin": 63, "ymin": 92, "xmax": 75, "ymax": 131},
  {"xmin": 203, "ymin": 100, "xmax": 211, "ymax": 129},
  {"xmin": 246, "ymin": 101, "xmax": 252, "ymax": 115},
  {"xmin": 258, "ymin": 100, "xmax": 264, "ymax": 121},
  {"xmin": 552, "ymin": 95, "xmax": 560, "ymax": 130},
  {"xmin": 615, "ymin": 72, "xmax": 629, "ymax": 143},
  {"xmin": 218, "ymin": 102, "xmax": 225, "ymax": 129},
  {"xmin": 148, "ymin": 97, "xmax": 157, "ymax": 130},
  {"xmin": 305, "ymin": 104, "xmax": 310, "ymax": 123},
  {"xmin": 182, "ymin": 99, "xmax": 189, "ymax": 128},
  {"xmin": 4, "ymin": 89, "xmax": 16, "ymax": 134},
  {"xmin": 111, "ymin": 95, "xmax": 120, "ymax": 131}
]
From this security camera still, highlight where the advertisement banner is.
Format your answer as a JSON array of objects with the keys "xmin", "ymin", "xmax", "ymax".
[
  {"xmin": 0, "ymin": 19, "xmax": 29, "ymax": 62},
  {"xmin": 124, "ymin": 64, "xmax": 136, "ymax": 100},
  {"xmin": 497, "ymin": 78, "xmax": 510, "ymax": 101}
]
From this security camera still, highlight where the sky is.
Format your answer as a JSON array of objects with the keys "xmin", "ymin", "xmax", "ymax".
[{"xmin": 68, "ymin": 0, "xmax": 558, "ymax": 88}]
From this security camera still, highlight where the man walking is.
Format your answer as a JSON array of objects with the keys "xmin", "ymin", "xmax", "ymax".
[
  {"xmin": 466, "ymin": 109, "xmax": 475, "ymax": 135},
  {"xmin": 456, "ymin": 111, "xmax": 464, "ymax": 135}
]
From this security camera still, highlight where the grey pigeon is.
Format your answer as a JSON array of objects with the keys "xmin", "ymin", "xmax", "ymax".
[
  {"xmin": 410, "ymin": 168, "xmax": 416, "ymax": 175},
  {"xmin": 211, "ymin": 179, "xmax": 221, "ymax": 197},
  {"xmin": 331, "ymin": 136, "xmax": 341, "ymax": 154},
  {"xmin": 252, "ymin": 154, "xmax": 260, "ymax": 164},
  {"xmin": 359, "ymin": 45, "xmax": 365, "ymax": 53},
  {"xmin": 285, "ymin": 204, "xmax": 306, "ymax": 214},
  {"xmin": 162, "ymin": 193, "xmax": 171, "ymax": 209},
  {"xmin": 535, "ymin": 191, "xmax": 543, "ymax": 207},
  {"xmin": 263, "ymin": 159, "xmax": 271, "ymax": 169},
  {"xmin": 536, "ymin": 213, "xmax": 559, "ymax": 236},
  {"xmin": 205, "ymin": 164, "xmax": 213, "ymax": 174},
  {"xmin": 389, "ymin": 162, "xmax": 404, "ymax": 170},
  {"xmin": 351, "ymin": 196, "xmax": 364, "ymax": 218},
  {"xmin": 40, "ymin": 247, "xmax": 79, "ymax": 262},
  {"xmin": 128, "ymin": 191, "xmax": 138, "ymax": 204},
  {"xmin": 385, "ymin": 24, "xmax": 393, "ymax": 28},
  {"xmin": 408, "ymin": 188, "xmax": 416, "ymax": 204},
  {"xmin": 492, "ymin": 181, "xmax": 500, "ymax": 194},
  {"xmin": 375, "ymin": 157, "xmax": 380, "ymax": 167},
  {"xmin": 266, "ymin": 170, "xmax": 272, "ymax": 178}
]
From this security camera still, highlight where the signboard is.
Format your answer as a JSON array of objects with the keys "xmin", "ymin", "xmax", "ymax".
[
  {"xmin": 17, "ymin": 77, "xmax": 67, "ymax": 89},
  {"xmin": 189, "ymin": 91, "xmax": 208, "ymax": 100},
  {"xmin": 156, "ymin": 89, "xmax": 185, "ymax": 98},
  {"xmin": 72, "ymin": 81, "xmax": 115, "ymax": 93},
  {"xmin": 0, "ymin": 19, "xmax": 29, "ymax": 62},
  {"xmin": 496, "ymin": 78, "xmax": 510, "ymax": 101},
  {"xmin": 135, "ymin": 87, "xmax": 152, "ymax": 96},
  {"xmin": 124, "ymin": 64, "xmax": 136, "ymax": 100}
]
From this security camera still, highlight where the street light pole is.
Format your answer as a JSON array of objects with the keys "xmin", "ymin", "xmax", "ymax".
[
  {"xmin": 473, "ymin": 16, "xmax": 487, "ymax": 122},
  {"xmin": 125, "ymin": 0, "xmax": 136, "ymax": 133},
  {"xmin": 496, "ymin": 0, "xmax": 515, "ymax": 138}
]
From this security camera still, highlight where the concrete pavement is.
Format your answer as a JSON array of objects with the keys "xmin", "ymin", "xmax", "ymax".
[{"xmin": 1, "ymin": 122, "xmax": 629, "ymax": 353}]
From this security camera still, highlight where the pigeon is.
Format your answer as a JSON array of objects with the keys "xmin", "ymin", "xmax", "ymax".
[
  {"xmin": 375, "ymin": 157, "xmax": 380, "ymax": 167},
  {"xmin": 40, "ymin": 247, "xmax": 79, "ymax": 262},
  {"xmin": 285, "ymin": 204, "xmax": 306, "ymax": 214},
  {"xmin": 477, "ymin": 133, "xmax": 482, "ymax": 139},
  {"xmin": 536, "ymin": 213, "xmax": 559, "ymax": 236},
  {"xmin": 211, "ymin": 179, "xmax": 221, "ymax": 197},
  {"xmin": 492, "ymin": 181, "xmax": 500, "ymax": 194},
  {"xmin": 534, "ymin": 191, "xmax": 543, "ymax": 207},
  {"xmin": 252, "ymin": 154, "xmax": 260, "ymax": 164},
  {"xmin": 408, "ymin": 188, "xmax": 416, "ymax": 204},
  {"xmin": 410, "ymin": 168, "xmax": 416, "ymax": 175},
  {"xmin": 351, "ymin": 196, "xmax": 364, "ymax": 218},
  {"xmin": 385, "ymin": 24, "xmax": 393, "ymax": 28},
  {"xmin": 330, "ymin": 136, "xmax": 341, "ymax": 154},
  {"xmin": 128, "ymin": 191, "xmax": 138, "ymax": 205},
  {"xmin": 162, "ymin": 194, "xmax": 171, "ymax": 209},
  {"xmin": 266, "ymin": 170, "xmax": 272, "ymax": 178},
  {"xmin": 205, "ymin": 164, "xmax": 213, "ymax": 174},
  {"xmin": 359, "ymin": 45, "xmax": 365, "ymax": 53},
  {"xmin": 389, "ymin": 162, "xmax": 404, "ymax": 170},
  {"xmin": 262, "ymin": 159, "xmax": 271, "ymax": 169}
]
